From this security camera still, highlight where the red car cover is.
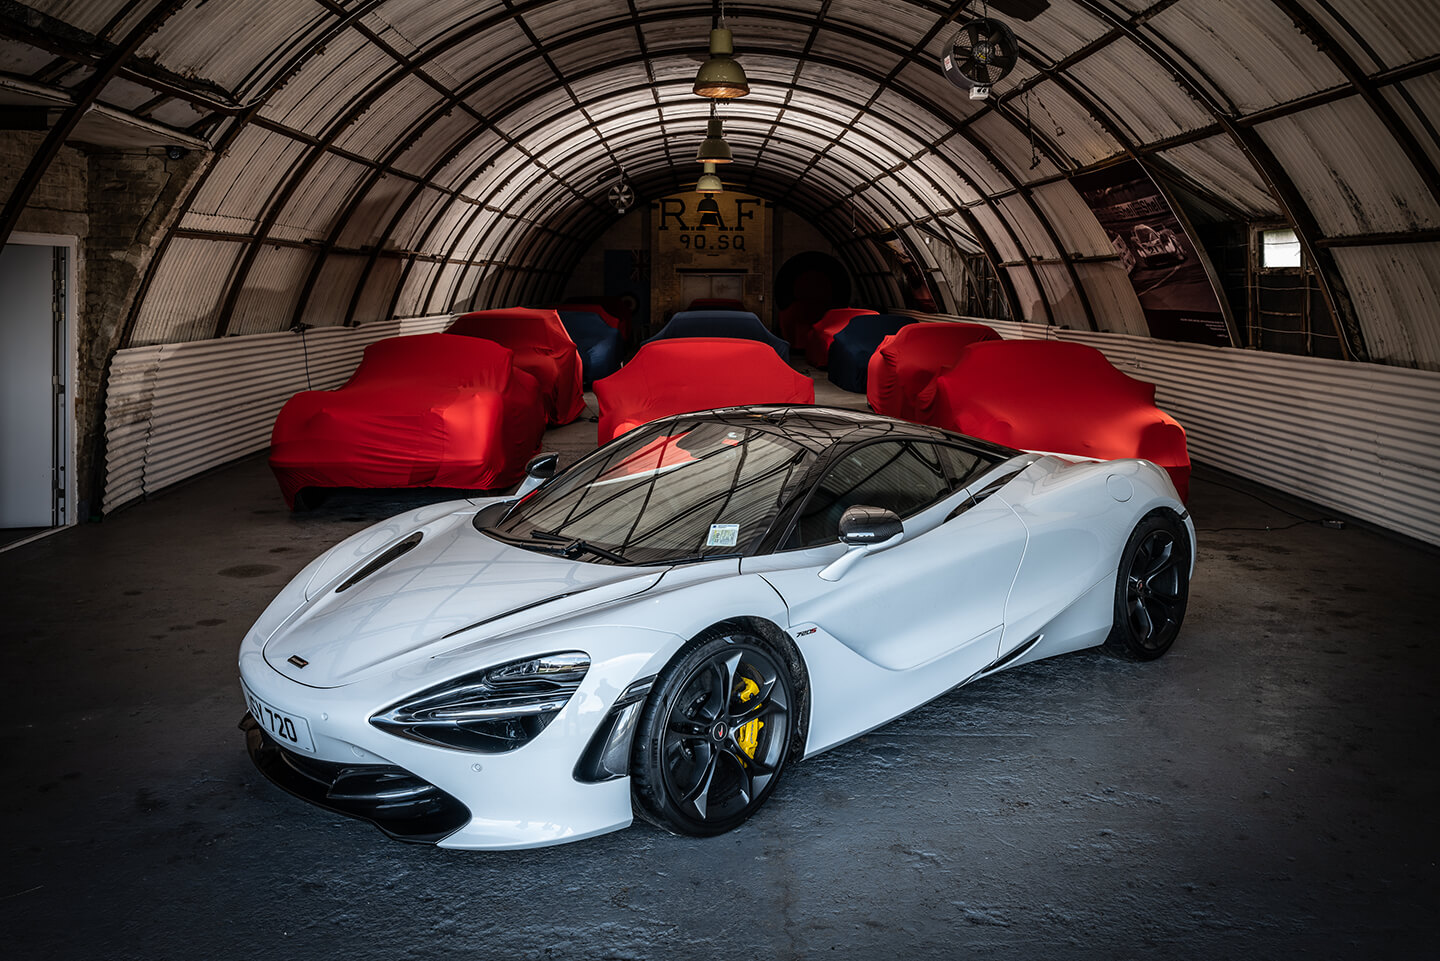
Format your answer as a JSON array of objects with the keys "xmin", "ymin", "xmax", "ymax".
[
  {"xmin": 803, "ymin": 307, "xmax": 878, "ymax": 366},
  {"xmin": 268, "ymin": 333, "xmax": 547, "ymax": 509},
  {"xmin": 447, "ymin": 308, "xmax": 585, "ymax": 425},
  {"xmin": 919, "ymin": 340, "xmax": 1191, "ymax": 501},
  {"xmin": 593, "ymin": 337, "xmax": 815, "ymax": 444},
  {"xmin": 867, "ymin": 321, "xmax": 1001, "ymax": 420}
]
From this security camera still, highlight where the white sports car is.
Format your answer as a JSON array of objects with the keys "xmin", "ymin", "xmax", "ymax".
[{"xmin": 238, "ymin": 406, "xmax": 1194, "ymax": 849}]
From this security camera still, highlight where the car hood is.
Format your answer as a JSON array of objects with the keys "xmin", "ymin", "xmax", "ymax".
[{"xmin": 262, "ymin": 514, "xmax": 662, "ymax": 688}]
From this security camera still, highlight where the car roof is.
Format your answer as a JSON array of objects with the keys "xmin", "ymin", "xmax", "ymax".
[{"xmin": 673, "ymin": 404, "xmax": 1021, "ymax": 459}]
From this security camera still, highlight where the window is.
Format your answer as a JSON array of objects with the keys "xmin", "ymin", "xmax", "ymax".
[
  {"xmin": 935, "ymin": 444, "xmax": 994, "ymax": 491},
  {"xmin": 1259, "ymin": 227, "xmax": 1301, "ymax": 268},
  {"xmin": 793, "ymin": 441, "xmax": 951, "ymax": 548}
]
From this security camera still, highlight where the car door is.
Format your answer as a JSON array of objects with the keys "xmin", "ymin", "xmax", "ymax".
[{"xmin": 750, "ymin": 440, "xmax": 1029, "ymax": 674}]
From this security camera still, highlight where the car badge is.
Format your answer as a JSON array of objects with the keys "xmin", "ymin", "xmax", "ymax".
[{"xmin": 287, "ymin": 655, "xmax": 309, "ymax": 669}]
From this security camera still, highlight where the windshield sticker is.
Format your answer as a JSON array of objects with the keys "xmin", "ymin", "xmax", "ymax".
[{"xmin": 707, "ymin": 524, "xmax": 740, "ymax": 548}]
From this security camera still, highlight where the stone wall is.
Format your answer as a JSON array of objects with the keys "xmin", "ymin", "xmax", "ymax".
[{"xmin": 2, "ymin": 135, "xmax": 207, "ymax": 518}]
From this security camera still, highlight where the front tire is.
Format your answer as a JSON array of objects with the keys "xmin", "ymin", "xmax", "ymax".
[
  {"xmin": 1103, "ymin": 512, "xmax": 1190, "ymax": 661},
  {"xmin": 631, "ymin": 629, "xmax": 795, "ymax": 836}
]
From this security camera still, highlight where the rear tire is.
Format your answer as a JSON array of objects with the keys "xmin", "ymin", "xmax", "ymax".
[
  {"xmin": 631, "ymin": 628, "xmax": 795, "ymax": 836},
  {"xmin": 1103, "ymin": 512, "xmax": 1190, "ymax": 661}
]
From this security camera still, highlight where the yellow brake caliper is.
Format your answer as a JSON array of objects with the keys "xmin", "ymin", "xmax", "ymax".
[{"xmin": 734, "ymin": 676, "xmax": 763, "ymax": 762}]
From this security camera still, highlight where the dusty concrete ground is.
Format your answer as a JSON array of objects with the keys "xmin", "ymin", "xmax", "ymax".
[{"xmin": 2, "ymin": 385, "xmax": 1436, "ymax": 960}]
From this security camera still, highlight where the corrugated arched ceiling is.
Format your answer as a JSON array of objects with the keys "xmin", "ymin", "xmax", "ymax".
[{"xmin": 2, "ymin": 0, "xmax": 1438, "ymax": 366}]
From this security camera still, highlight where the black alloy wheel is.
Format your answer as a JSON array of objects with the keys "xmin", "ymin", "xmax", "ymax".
[
  {"xmin": 1103, "ymin": 512, "xmax": 1190, "ymax": 661},
  {"xmin": 631, "ymin": 630, "xmax": 795, "ymax": 836}
]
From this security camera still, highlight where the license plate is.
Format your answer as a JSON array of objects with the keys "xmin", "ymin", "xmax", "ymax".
[{"xmin": 243, "ymin": 684, "xmax": 316, "ymax": 753}]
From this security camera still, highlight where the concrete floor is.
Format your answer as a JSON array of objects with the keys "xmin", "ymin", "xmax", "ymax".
[{"xmin": 2, "ymin": 381, "xmax": 1437, "ymax": 960}]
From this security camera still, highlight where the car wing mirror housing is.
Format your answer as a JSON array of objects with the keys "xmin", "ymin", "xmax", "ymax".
[
  {"xmin": 819, "ymin": 505, "xmax": 905, "ymax": 581},
  {"xmin": 515, "ymin": 451, "xmax": 559, "ymax": 498}
]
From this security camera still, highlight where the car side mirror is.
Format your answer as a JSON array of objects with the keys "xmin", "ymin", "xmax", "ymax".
[
  {"xmin": 515, "ymin": 451, "xmax": 559, "ymax": 498},
  {"xmin": 819, "ymin": 505, "xmax": 905, "ymax": 581}
]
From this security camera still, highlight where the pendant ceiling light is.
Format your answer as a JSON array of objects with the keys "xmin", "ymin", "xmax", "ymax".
[
  {"xmin": 697, "ymin": 161, "xmax": 724, "ymax": 193},
  {"xmin": 693, "ymin": 26, "xmax": 749, "ymax": 99},
  {"xmin": 697, "ymin": 194, "xmax": 722, "ymax": 228},
  {"xmin": 695, "ymin": 105, "xmax": 732, "ymax": 164}
]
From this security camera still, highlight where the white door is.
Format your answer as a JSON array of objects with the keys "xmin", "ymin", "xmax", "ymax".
[{"xmin": 0, "ymin": 243, "xmax": 64, "ymax": 528}]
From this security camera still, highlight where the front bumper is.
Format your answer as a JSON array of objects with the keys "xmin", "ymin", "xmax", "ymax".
[{"xmin": 241, "ymin": 714, "xmax": 470, "ymax": 844}]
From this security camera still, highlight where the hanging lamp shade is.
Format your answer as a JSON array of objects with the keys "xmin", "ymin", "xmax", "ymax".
[
  {"xmin": 697, "ymin": 195, "xmax": 722, "ymax": 227},
  {"xmin": 695, "ymin": 118, "xmax": 732, "ymax": 163},
  {"xmin": 696, "ymin": 162, "xmax": 724, "ymax": 193},
  {"xmin": 693, "ymin": 28, "xmax": 749, "ymax": 98}
]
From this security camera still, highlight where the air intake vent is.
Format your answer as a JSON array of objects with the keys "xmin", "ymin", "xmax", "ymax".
[{"xmin": 336, "ymin": 531, "xmax": 423, "ymax": 593}]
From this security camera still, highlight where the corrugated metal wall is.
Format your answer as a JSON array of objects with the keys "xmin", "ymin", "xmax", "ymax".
[
  {"xmin": 102, "ymin": 315, "xmax": 451, "ymax": 513},
  {"xmin": 896, "ymin": 312, "xmax": 1440, "ymax": 547}
]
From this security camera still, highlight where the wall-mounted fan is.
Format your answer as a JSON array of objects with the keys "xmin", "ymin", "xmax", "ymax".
[
  {"xmin": 941, "ymin": 18, "xmax": 1018, "ymax": 99},
  {"xmin": 608, "ymin": 181, "xmax": 635, "ymax": 214}
]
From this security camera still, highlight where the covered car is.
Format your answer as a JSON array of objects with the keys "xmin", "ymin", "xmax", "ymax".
[
  {"xmin": 558, "ymin": 310, "xmax": 622, "ymax": 386},
  {"xmin": 802, "ymin": 307, "xmax": 877, "ymax": 366},
  {"xmin": 918, "ymin": 339, "xmax": 1191, "ymax": 501},
  {"xmin": 555, "ymin": 300, "xmax": 629, "ymax": 341},
  {"xmin": 268, "ymin": 333, "xmax": 547, "ymax": 509},
  {"xmin": 867, "ymin": 321, "xmax": 1001, "ymax": 420},
  {"xmin": 645, "ymin": 309, "xmax": 790, "ymax": 363},
  {"xmin": 446, "ymin": 308, "xmax": 585, "ymax": 425},
  {"xmin": 593, "ymin": 337, "xmax": 814, "ymax": 443},
  {"xmin": 827, "ymin": 313, "xmax": 915, "ymax": 393}
]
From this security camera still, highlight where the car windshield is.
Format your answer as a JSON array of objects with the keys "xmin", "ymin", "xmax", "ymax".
[{"xmin": 485, "ymin": 418, "xmax": 816, "ymax": 565}]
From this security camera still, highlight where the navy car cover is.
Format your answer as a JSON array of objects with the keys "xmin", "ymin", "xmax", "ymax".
[
  {"xmin": 558, "ymin": 310, "xmax": 622, "ymax": 386},
  {"xmin": 644, "ymin": 309, "xmax": 790, "ymax": 363},
  {"xmin": 826, "ymin": 314, "xmax": 914, "ymax": 393}
]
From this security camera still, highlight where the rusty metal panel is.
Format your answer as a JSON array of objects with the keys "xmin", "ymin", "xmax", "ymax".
[
  {"xmin": 1033, "ymin": 262, "xmax": 1088, "ymax": 330},
  {"xmin": 271, "ymin": 152, "xmax": 371, "ymax": 243},
  {"xmin": 434, "ymin": 127, "xmax": 504, "ymax": 191},
  {"xmin": 891, "ymin": 310, "xmax": 1440, "ymax": 546},
  {"xmin": 996, "ymin": 194, "xmax": 1059, "ymax": 260},
  {"xmin": 140, "ymin": 0, "xmax": 337, "ymax": 97},
  {"xmin": 1302, "ymin": 0, "xmax": 1440, "ymax": 70},
  {"xmin": 1158, "ymin": 135, "xmax": 1283, "ymax": 217},
  {"xmin": 569, "ymin": 63, "xmax": 652, "ymax": 103},
  {"xmin": 361, "ymin": 0, "xmax": 505, "ymax": 52},
  {"xmin": 1332, "ymin": 243, "xmax": 1440, "ymax": 371},
  {"xmin": 129, "ymin": 238, "xmax": 244, "ymax": 347},
  {"xmin": 183, "ymin": 125, "xmax": 308, "ymax": 232},
  {"xmin": 429, "ymin": 18, "xmax": 532, "ymax": 82},
  {"xmin": 395, "ymin": 261, "xmax": 443, "ymax": 316},
  {"xmin": 334, "ymin": 73, "xmax": 444, "ymax": 161},
  {"xmin": 102, "ymin": 316, "xmax": 452, "ymax": 513},
  {"xmin": 1074, "ymin": 261, "xmax": 1149, "ymax": 337},
  {"xmin": 353, "ymin": 257, "xmax": 406, "ymax": 324},
  {"xmin": 969, "ymin": 204, "xmax": 1021, "ymax": 263},
  {"xmin": 1010, "ymin": 81, "xmax": 1123, "ymax": 171},
  {"xmin": 258, "ymin": 31, "xmax": 386, "ymax": 133},
  {"xmin": 1067, "ymin": 35, "xmax": 1215, "ymax": 142},
  {"xmin": 301, "ymin": 254, "xmax": 369, "ymax": 328},
  {"xmin": 28, "ymin": 0, "xmax": 132, "ymax": 35},
  {"xmin": 1003, "ymin": 265, "xmax": 1045, "ymax": 322},
  {"xmin": 389, "ymin": 186, "xmax": 451, "ymax": 251},
  {"xmin": 1255, "ymin": 100, "xmax": 1440, "ymax": 235},
  {"xmin": 466, "ymin": 57, "xmax": 556, "ymax": 118},
  {"xmin": 390, "ymin": 107, "xmax": 477, "ymax": 178},
  {"xmin": 1387, "ymin": 74, "xmax": 1440, "ymax": 172},
  {"xmin": 936, "ymin": 135, "xmax": 1016, "ymax": 196},
  {"xmin": 1031, "ymin": 180, "xmax": 1114, "ymax": 256},
  {"xmin": 227, "ymin": 246, "xmax": 316, "ymax": 338},
  {"xmin": 1149, "ymin": 0, "xmax": 1347, "ymax": 113},
  {"xmin": 333, "ymin": 174, "xmax": 414, "ymax": 249}
]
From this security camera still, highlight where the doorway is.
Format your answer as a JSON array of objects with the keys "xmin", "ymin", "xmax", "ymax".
[{"xmin": 1, "ymin": 235, "xmax": 73, "ymax": 547}]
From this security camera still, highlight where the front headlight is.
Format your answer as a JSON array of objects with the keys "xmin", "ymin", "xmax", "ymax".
[{"xmin": 370, "ymin": 652, "xmax": 589, "ymax": 753}]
